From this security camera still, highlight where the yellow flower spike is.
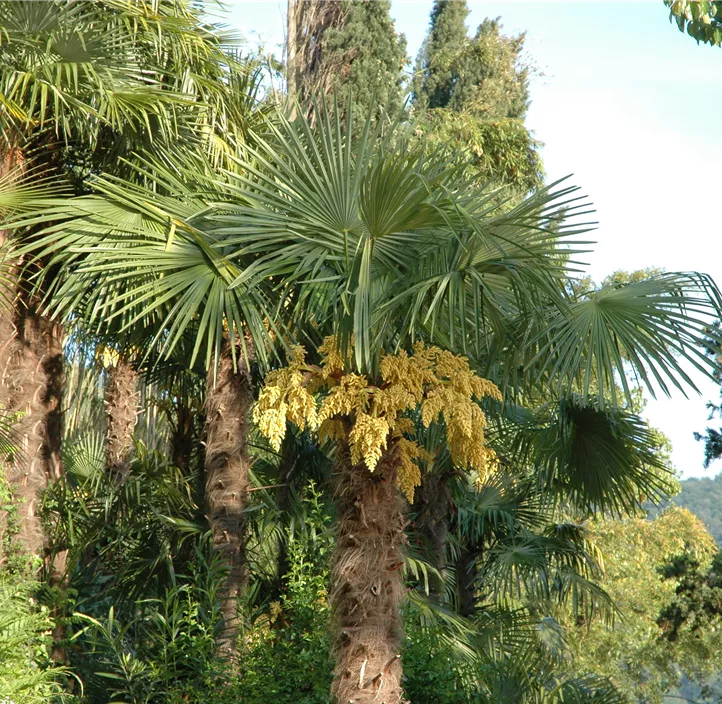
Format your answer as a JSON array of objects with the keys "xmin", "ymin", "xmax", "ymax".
[
  {"xmin": 319, "ymin": 418, "xmax": 346, "ymax": 444},
  {"xmin": 395, "ymin": 437, "xmax": 426, "ymax": 502},
  {"xmin": 253, "ymin": 335, "xmax": 501, "ymax": 503},
  {"xmin": 349, "ymin": 413, "xmax": 390, "ymax": 472},
  {"xmin": 318, "ymin": 335, "xmax": 346, "ymax": 377}
]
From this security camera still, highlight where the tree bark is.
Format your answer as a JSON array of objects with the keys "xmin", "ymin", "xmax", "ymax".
[
  {"xmin": 0, "ymin": 254, "xmax": 65, "ymax": 561},
  {"xmin": 105, "ymin": 359, "xmax": 138, "ymax": 476},
  {"xmin": 330, "ymin": 442, "xmax": 408, "ymax": 704},
  {"xmin": 287, "ymin": 0, "xmax": 298, "ymax": 109},
  {"xmin": 1, "ymin": 147, "xmax": 65, "ymax": 564},
  {"xmin": 204, "ymin": 345, "xmax": 252, "ymax": 655}
]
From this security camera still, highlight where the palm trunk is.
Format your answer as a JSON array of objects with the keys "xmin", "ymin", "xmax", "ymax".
[
  {"xmin": 0, "ymin": 148, "xmax": 65, "ymax": 564},
  {"xmin": 413, "ymin": 473, "xmax": 451, "ymax": 602},
  {"xmin": 105, "ymin": 359, "xmax": 138, "ymax": 476},
  {"xmin": 204, "ymin": 346, "xmax": 252, "ymax": 655},
  {"xmin": 330, "ymin": 442, "xmax": 407, "ymax": 704},
  {"xmin": 0, "ymin": 259, "xmax": 65, "ymax": 561}
]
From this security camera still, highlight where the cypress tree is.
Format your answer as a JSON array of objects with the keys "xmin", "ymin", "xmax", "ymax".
[
  {"xmin": 449, "ymin": 18, "xmax": 529, "ymax": 119},
  {"xmin": 412, "ymin": 1, "xmax": 541, "ymax": 193},
  {"xmin": 414, "ymin": 2, "xmax": 529, "ymax": 119},
  {"xmin": 287, "ymin": 0, "xmax": 407, "ymax": 119},
  {"xmin": 412, "ymin": 0, "xmax": 470, "ymax": 109}
]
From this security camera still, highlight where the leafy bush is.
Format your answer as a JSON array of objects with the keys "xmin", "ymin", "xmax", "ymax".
[
  {"xmin": 0, "ymin": 576, "xmax": 69, "ymax": 704},
  {"xmin": 69, "ymin": 537, "xmax": 225, "ymax": 704}
]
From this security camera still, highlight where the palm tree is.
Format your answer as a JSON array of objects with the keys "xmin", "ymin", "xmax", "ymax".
[
  {"xmin": 23, "ymin": 147, "xmax": 279, "ymax": 653},
  {"xmin": 27, "ymin": 103, "xmax": 722, "ymax": 696},
  {"xmin": 0, "ymin": 0, "xmax": 263, "ymax": 562},
  {"xmin": 0, "ymin": 159, "xmax": 72, "ymax": 560},
  {"xmin": 212, "ymin": 105, "xmax": 721, "ymax": 702}
]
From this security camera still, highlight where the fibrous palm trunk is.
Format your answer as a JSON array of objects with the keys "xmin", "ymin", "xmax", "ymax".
[
  {"xmin": 330, "ymin": 443, "xmax": 408, "ymax": 704},
  {"xmin": 1, "ymin": 149, "xmax": 67, "ymax": 667},
  {"xmin": 204, "ymin": 346, "xmax": 252, "ymax": 655},
  {"xmin": 105, "ymin": 359, "xmax": 138, "ymax": 476},
  {"xmin": 0, "ymin": 237, "xmax": 65, "ymax": 562}
]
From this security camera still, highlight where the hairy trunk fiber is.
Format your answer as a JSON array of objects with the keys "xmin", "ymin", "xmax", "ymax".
[
  {"xmin": 1, "ymin": 147, "xmax": 65, "ymax": 563},
  {"xmin": 105, "ymin": 359, "xmax": 138, "ymax": 475},
  {"xmin": 0, "ymin": 259, "xmax": 65, "ymax": 560},
  {"xmin": 413, "ymin": 473, "xmax": 451, "ymax": 601},
  {"xmin": 204, "ymin": 347, "xmax": 252, "ymax": 655},
  {"xmin": 330, "ymin": 443, "xmax": 408, "ymax": 704}
]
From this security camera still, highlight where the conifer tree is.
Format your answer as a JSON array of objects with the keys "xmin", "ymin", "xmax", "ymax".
[
  {"xmin": 414, "ymin": 2, "xmax": 529, "ymax": 119},
  {"xmin": 287, "ymin": 0, "xmax": 407, "ymax": 119},
  {"xmin": 412, "ymin": 0, "xmax": 469, "ymax": 109},
  {"xmin": 412, "ymin": 1, "xmax": 541, "ymax": 192}
]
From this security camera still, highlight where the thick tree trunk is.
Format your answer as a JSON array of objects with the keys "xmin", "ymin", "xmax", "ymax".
[
  {"xmin": 105, "ymin": 359, "xmax": 138, "ymax": 475},
  {"xmin": 0, "ymin": 148, "xmax": 65, "ymax": 564},
  {"xmin": 1, "ymin": 150, "xmax": 67, "ymax": 667},
  {"xmin": 204, "ymin": 346, "xmax": 252, "ymax": 655},
  {"xmin": 0, "ymin": 265, "xmax": 65, "ymax": 560},
  {"xmin": 330, "ymin": 443, "xmax": 408, "ymax": 704},
  {"xmin": 287, "ymin": 0, "xmax": 298, "ymax": 108}
]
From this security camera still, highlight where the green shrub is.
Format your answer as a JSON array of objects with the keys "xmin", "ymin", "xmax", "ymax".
[{"xmin": 0, "ymin": 576, "xmax": 69, "ymax": 704}]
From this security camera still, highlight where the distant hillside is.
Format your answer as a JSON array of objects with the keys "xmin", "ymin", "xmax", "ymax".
[{"xmin": 662, "ymin": 474, "xmax": 722, "ymax": 546}]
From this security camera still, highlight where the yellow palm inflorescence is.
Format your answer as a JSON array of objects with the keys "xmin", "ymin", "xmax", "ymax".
[{"xmin": 253, "ymin": 338, "xmax": 501, "ymax": 501}]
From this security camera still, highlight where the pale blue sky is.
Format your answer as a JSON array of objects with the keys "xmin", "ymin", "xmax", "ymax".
[{"xmin": 226, "ymin": 1, "xmax": 722, "ymax": 478}]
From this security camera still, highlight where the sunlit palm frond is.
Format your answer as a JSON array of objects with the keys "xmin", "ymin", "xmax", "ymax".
[
  {"xmin": 25, "ymin": 151, "xmax": 281, "ymax": 375},
  {"xmin": 531, "ymin": 272, "xmax": 722, "ymax": 403}
]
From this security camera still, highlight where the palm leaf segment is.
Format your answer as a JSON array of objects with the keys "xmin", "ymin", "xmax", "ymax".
[
  {"xmin": 0, "ymin": 0, "xmax": 262, "ymax": 166},
  {"xmin": 211, "ymin": 105, "xmax": 721, "ymax": 401},
  {"xmin": 29, "ymin": 150, "xmax": 279, "ymax": 374}
]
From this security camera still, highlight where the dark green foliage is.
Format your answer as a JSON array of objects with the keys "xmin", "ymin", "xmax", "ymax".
[
  {"xmin": 411, "ymin": 2, "xmax": 539, "ymax": 192},
  {"xmin": 45, "ymin": 439, "xmax": 203, "ymax": 605},
  {"xmin": 412, "ymin": 0, "xmax": 470, "ymax": 110},
  {"xmin": 0, "ymin": 576, "xmax": 68, "ymax": 702},
  {"xmin": 233, "ymin": 484, "xmax": 333, "ymax": 704},
  {"xmin": 292, "ymin": 0, "xmax": 407, "ymax": 120},
  {"xmin": 413, "ymin": 109, "xmax": 543, "ymax": 192},
  {"xmin": 325, "ymin": 1, "xmax": 407, "ymax": 119},
  {"xmin": 658, "ymin": 549, "xmax": 722, "ymax": 643},
  {"xmin": 69, "ymin": 541, "xmax": 226, "ymax": 704},
  {"xmin": 510, "ymin": 396, "xmax": 676, "ymax": 517},
  {"xmin": 694, "ymin": 322, "xmax": 722, "ymax": 468},
  {"xmin": 414, "ymin": 4, "xmax": 529, "ymax": 119}
]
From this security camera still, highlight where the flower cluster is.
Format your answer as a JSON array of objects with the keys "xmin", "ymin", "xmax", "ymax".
[{"xmin": 253, "ymin": 338, "xmax": 501, "ymax": 501}]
